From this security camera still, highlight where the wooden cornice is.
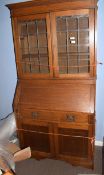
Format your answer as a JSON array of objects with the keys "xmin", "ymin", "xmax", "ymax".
[{"xmin": 6, "ymin": 0, "xmax": 97, "ymax": 17}]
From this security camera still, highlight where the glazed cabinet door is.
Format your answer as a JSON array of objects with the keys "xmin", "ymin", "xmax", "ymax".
[
  {"xmin": 54, "ymin": 123, "xmax": 94, "ymax": 168},
  {"xmin": 13, "ymin": 14, "xmax": 53, "ymax": 78},
  {"xmin": 51, "ymin": 9, "xmax": 95, "ymax": 78},
  {"xmin": 17, "ymin": 119, "xmax": 54, "ymax": 159}
]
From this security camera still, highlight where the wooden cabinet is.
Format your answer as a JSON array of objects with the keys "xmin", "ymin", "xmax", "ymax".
[{"xmin": 7, "ymin": 0, "xmax": 97, "ymax": 169}]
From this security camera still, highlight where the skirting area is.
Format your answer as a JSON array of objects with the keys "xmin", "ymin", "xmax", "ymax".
[{"xmin": 16, "ymin": 146, "xmax": 102, "ymax": 175}]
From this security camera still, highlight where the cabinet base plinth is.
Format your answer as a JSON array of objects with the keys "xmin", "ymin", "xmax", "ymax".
[{"xmin": 30, "ymin": 150, "xmax": 94, "ymax": 169}]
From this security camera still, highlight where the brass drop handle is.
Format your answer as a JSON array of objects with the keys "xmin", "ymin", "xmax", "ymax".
[
  {"xmin": 32, "ymin": 112, "xmax": 38, "ymax": 119},
  {"xmin": 66, "ymin": 115, "xmax": 75, "ymax": 122}
]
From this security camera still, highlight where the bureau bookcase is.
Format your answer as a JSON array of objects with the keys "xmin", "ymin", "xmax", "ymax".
[{"xmin": 7, "ymin": 0, "xmax": 97, "ymax": 168}]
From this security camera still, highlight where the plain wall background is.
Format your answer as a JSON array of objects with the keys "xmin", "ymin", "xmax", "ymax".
[
  {"xmin": 96, "ymin": 0, "xmax": 104, "ymax": 142},
  {"xmin": 0, "ymin": 0, "xmax": 29, "ymax": 118},
  {"xmin": 0, "ymin": 0, "xmax": 104, "ymax": 142}
]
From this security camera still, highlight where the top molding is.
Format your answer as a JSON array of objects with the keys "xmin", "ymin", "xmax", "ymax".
[{"xmin": 6, "ymin": 0, "xmax": 97, "ymax": 17}]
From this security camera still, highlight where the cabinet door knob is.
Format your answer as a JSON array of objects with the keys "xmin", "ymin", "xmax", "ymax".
[
  {"xmin": 32, "ymin": 112, "xmax": 38, "ymax": 119},
  {"xmin": 66, "ymin": 115, "xmax": 75, "ymax": 122}
]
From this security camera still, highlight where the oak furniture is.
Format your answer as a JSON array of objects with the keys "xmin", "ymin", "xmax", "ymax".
[{"xmin": 7, "ymin": 0, "xmax": 97, "ymax": 169}]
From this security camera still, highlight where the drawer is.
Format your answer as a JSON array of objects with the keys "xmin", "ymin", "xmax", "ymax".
[
  {"xmin": 60, "ymin": 112, "xmax": 89, "ymax": 123},
  {"xmin": 19, "ymin": 109, "xmax": 60, "ymax": 122},
  {"xmin": 18, "ymin": 109, "xmax": 94, "ymax": 124}
]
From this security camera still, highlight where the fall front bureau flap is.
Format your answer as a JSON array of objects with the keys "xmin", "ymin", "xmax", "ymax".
[{"xmin": 14, "ymin": 80, "xmax": 95, "ymax": 113}]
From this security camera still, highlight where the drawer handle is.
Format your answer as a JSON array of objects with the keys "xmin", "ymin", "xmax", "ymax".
[
  {"xmin": 32, "ymin": 112, "xmax": 38, "ymax": 119},
  {"xmin": 66, "ymin": 115, "xmax": 75, "ymax": 122}
]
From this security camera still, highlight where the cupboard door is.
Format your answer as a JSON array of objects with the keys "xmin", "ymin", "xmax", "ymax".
[
  {"xmin": 54, "ymin": 123, "xmax": 94, "ymax": 166},
  {"xmin": 58, "ymin": 128, "xmax": 88, "ymax": 158},
  {"xmin": 13, "ymin": 14, "xmax": 53, "ymax": 78},
  {"xmin": 17, "ymin": 120, "xmax": 54, "ymax": 158},
  {"xmin": 51, "ymin": 9, "xmax": 95, "ymax": 78}
]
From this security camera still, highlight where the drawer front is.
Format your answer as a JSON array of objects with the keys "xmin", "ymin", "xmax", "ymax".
[
  {"xmin": 19, "ymin": 109, "xmax": 60, "ymax": 122},
  {"xmin": 60, "ymin": 112, "xmax": 89, "ymax": 123},
  {"xmin": 18, "ymin": 108, "xmax": 94, "ymax": 124}
]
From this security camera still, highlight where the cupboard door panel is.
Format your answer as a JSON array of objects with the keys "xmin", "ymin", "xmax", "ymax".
[
  {"xmin": 58, "ymin": 128, "xmax": 88, "ymax": 158},
  {"xmin": 14, "ymin": 14, "xmax": 53, "ymax": 78},
  {"xmin": 22, "ymin": 126, "xmax": 50, "ymax": 153},
  {"xmin": 51, "ymin": 9, "xmax": 95, "ymax": 78},
  {"xmin": 54, "ymin": 123, "xmax": 93, "ymax": 161},
  {"xmin": 18, "ymin": 120, "xmax": 54, "ymax": 157}
]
